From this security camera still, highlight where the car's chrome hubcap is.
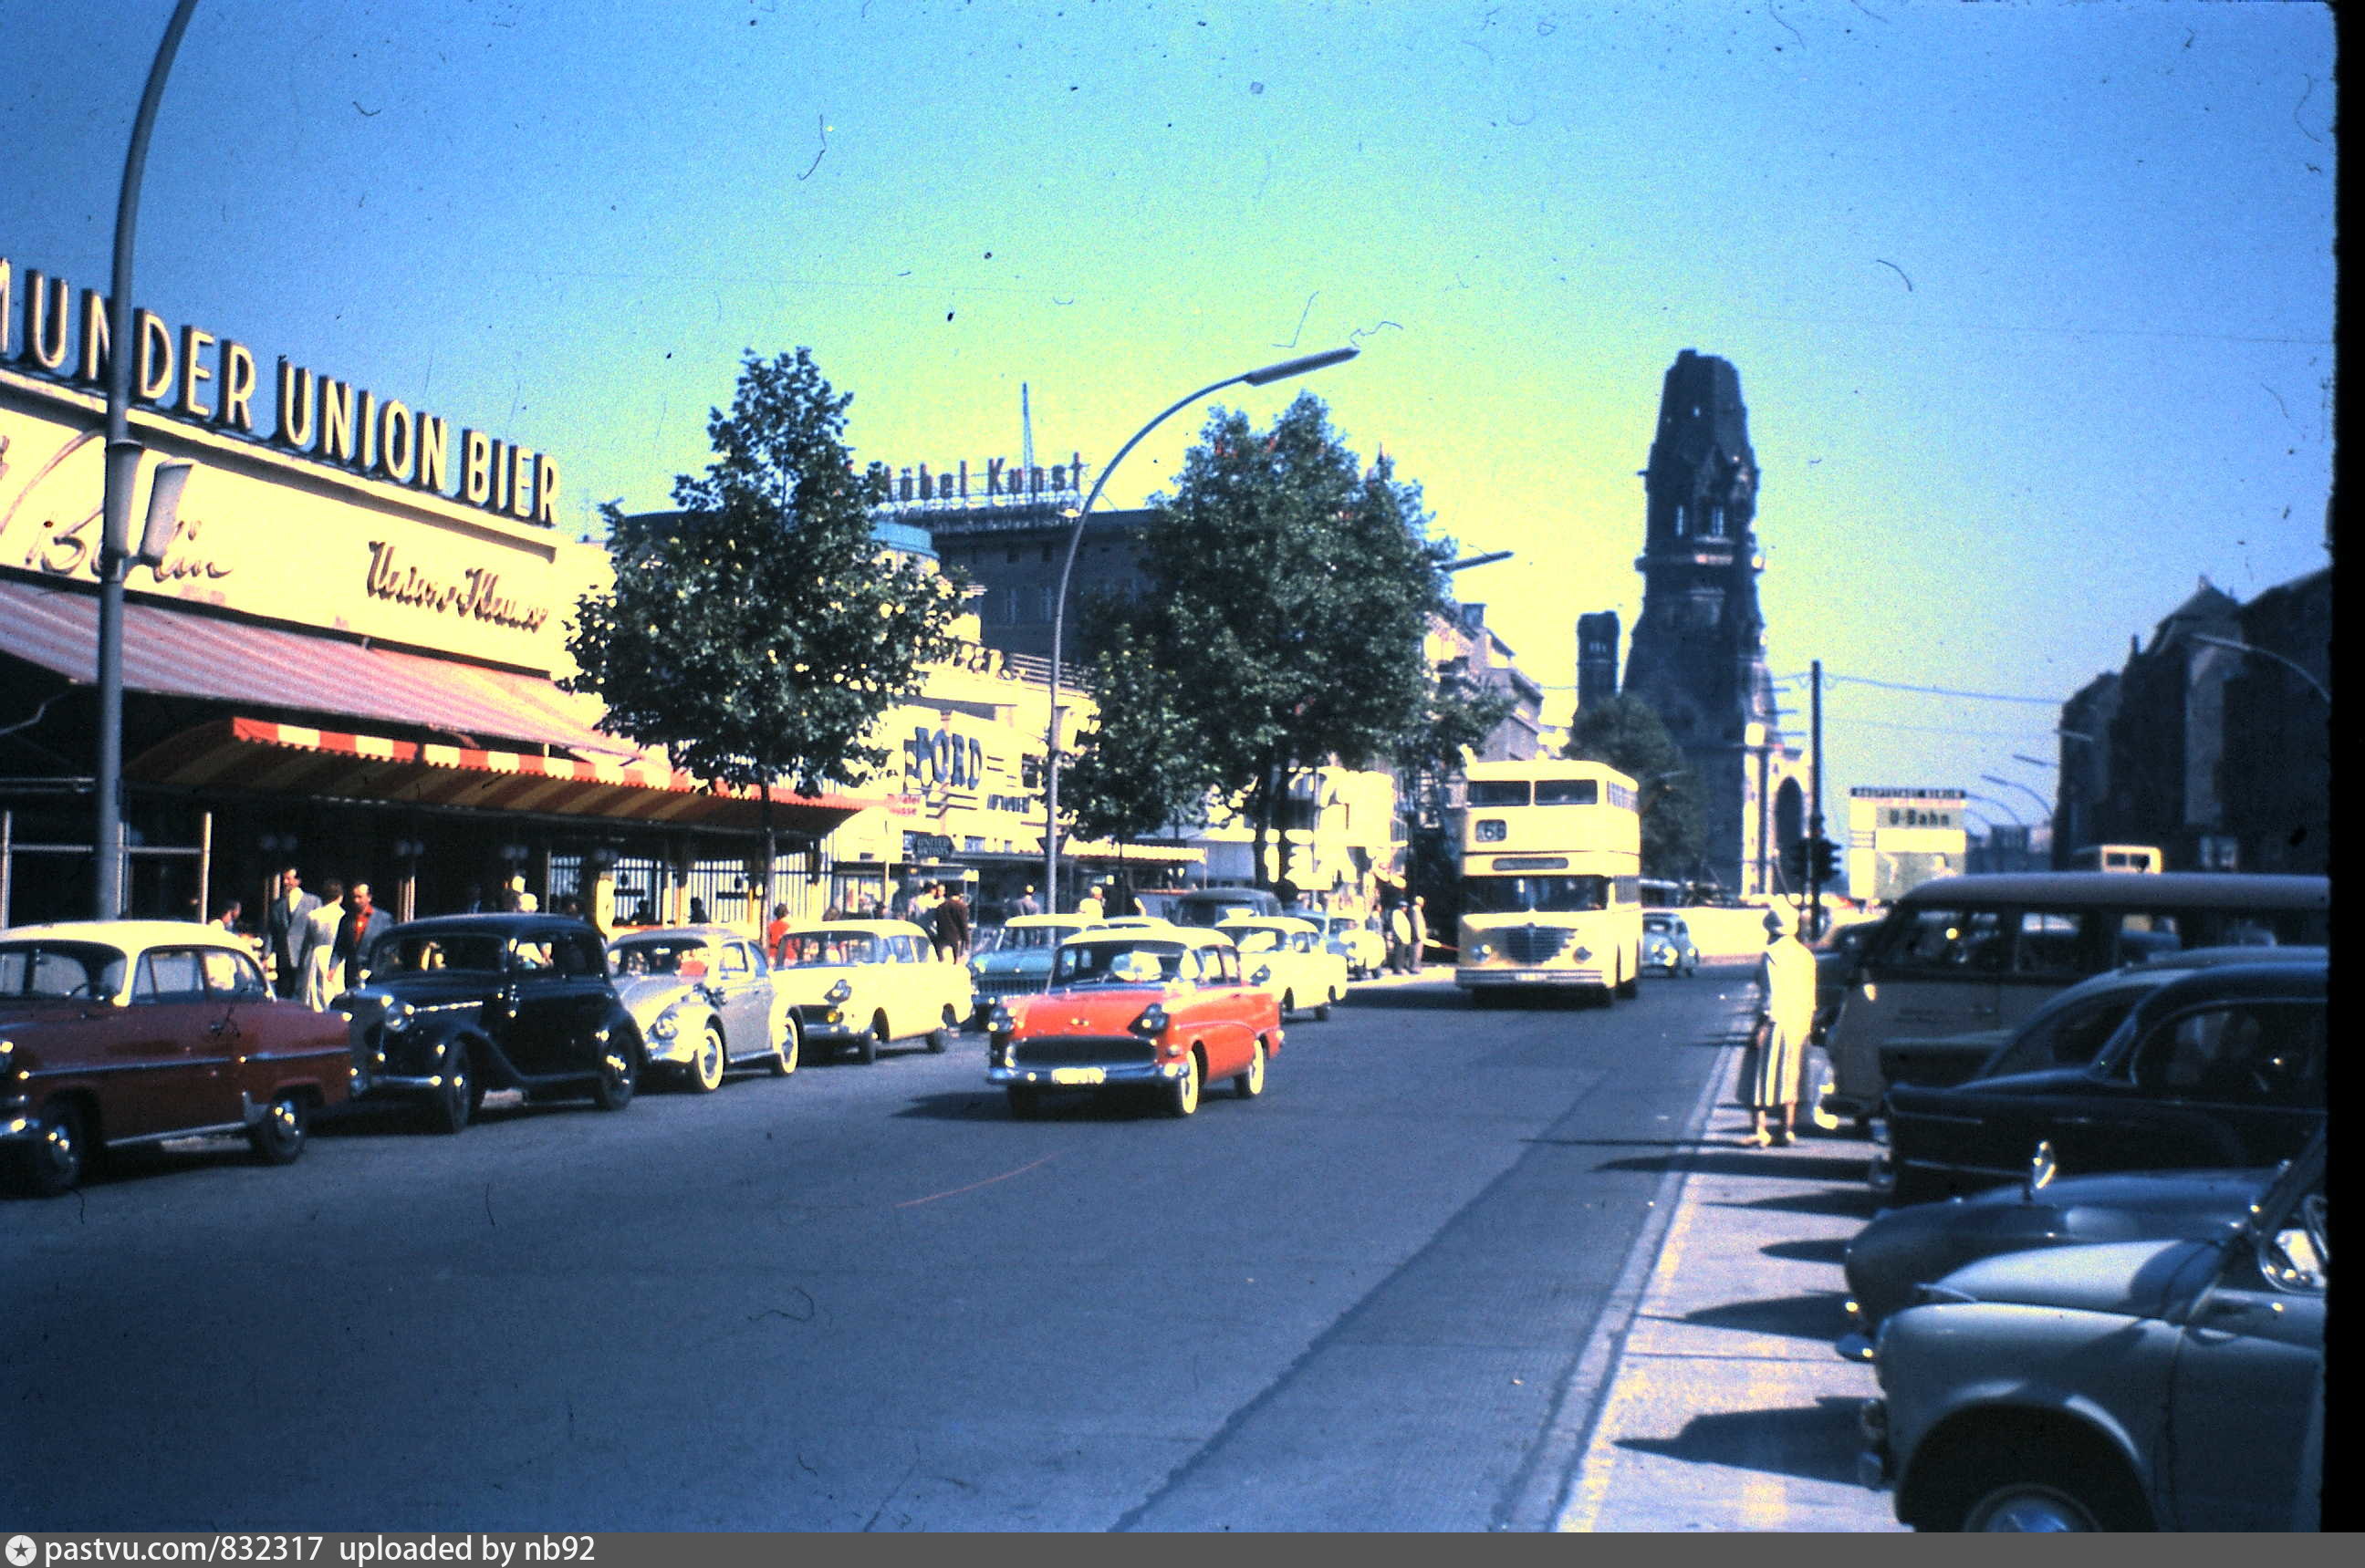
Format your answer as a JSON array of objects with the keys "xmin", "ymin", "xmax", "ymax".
[{"xmin": 1974, "ymin": 1490, "xmax": 2093, "ymax": 1532}]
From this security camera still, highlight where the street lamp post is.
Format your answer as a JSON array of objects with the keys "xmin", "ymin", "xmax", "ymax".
[
  {"xmin": 93, "ymin": 0, "xmax": 203, "ymax": 919},
  {"xmin": 1980, "ymin": 774, "xmax": 2053, "ymax": 824},
  {"xmin": 1964, "ymin": 792, "xmax": 2022, "ymax": 826},
  {"xmin": 2187, "ymin": 633, "xmax": 2331, "ymax": 705},
  {"xmin": 1042, "ymin": 347, "xmax": 1359, "ymax": 915}
]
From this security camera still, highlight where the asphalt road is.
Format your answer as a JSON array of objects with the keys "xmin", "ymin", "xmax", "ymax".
[{"xmin": 4, "ymin": 969, "xmax": 1748, "ymax": 1532}]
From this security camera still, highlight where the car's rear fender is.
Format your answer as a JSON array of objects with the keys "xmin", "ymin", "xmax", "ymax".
[{"xmin": 1897, "ymin": 1394, "xmax": 2155, "ymax": 1531}]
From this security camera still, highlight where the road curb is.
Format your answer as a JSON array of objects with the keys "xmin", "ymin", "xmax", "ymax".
[{"xmin": 1496, "ymin": 989, "xmax": 1754, "ymax": 1531}]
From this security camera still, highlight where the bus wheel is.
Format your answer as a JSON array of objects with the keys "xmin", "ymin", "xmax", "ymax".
[{"xmin": 1616, "ymin": 957, "xmax": 1639, "ymax": 1001}]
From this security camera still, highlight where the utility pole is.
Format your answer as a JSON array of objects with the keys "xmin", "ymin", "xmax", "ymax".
[{"xmin": 1807, "ymin": 658, "xmax": 1826, "ymax": 940}]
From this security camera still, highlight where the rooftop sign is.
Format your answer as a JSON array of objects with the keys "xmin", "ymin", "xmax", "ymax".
[{"xmin": 2, "ymin": 254, "xmax": 559, "ymax": 528}]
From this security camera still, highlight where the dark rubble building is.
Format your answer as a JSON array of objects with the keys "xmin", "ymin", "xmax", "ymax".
[
  {"xmin": 2057, "ymin": 567, "xmax": 2329, "ymax": 875},
  {"xmin": 1578, "ymin": 350, "xmax": 1808, "ymax": 898}
]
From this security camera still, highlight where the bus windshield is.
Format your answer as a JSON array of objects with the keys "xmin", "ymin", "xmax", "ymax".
[{"xmin": 1463, "ymin": 875, "xmax": 1610, "ymax": 914}]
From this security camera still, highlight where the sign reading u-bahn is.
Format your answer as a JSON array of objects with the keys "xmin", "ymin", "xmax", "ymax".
[{"xmin": 1, "ymin": 255, "xmax": 559, "ymax": 526}]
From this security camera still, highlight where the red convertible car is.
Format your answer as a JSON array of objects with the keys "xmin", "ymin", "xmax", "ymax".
[
  {"xmin": 984, "ymin": 924, "xmax": 1282, "ymax": 1118},
  {"xmin": 1, "ymin": 920, "xmax": 353, "ymax": 1195}
]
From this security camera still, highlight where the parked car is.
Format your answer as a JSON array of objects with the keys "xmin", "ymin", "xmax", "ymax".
[
  {"xmin": 607, "ymin": 925, "xmax": 797, "ymax": 1088},
  {"xmin": 1320, "ymin": 914, "xmax": 1387, "ymax": 980},
  {"xmin": 1171, "ymin": 887, "xmax": 1282, "ymax": 928},
  {"xmin": 1221, "ymin": 914, "xmax": 1349, "ymax": 1021},
  {"xmin": 1860, "ymin": 1132, "xmax": 2325, "ymax": 1530},
  {"xmin": 984, "ymin": 926, "xmax": 1282, "ymax": 1118},
  {"xmin": 1640, "ymin": 910, "xmax": 1700, "ymax": 977},
  {"xmin": 1873, "ymin": 944, "xmax": 2331, "ymax": 1096},
  {"xmin": 1877, "ymin": 959, "xmax": 2324, "ymax": 1206},
  {"xmin": 339, "ymin": 914, "xmax": 641, "ymax": 1132},
  {"xmin": 1811, "ymin": 918, "xmax": 1881, "ymax": 1033},
  {"xmin": 771, "ymin": 919, "xmax": 971, "ymax": 1064},
  {"xmin": 1839, "ymin": 1133, "xmax": 2316, "ymax": 1350},
  {"xmin": 1822, "ymin": 871, "xmax": 2328, "ymax": 1126},
  {"xmin": 0, "ymin": 920, "xmax": 353, "ymax": 1195},
  {"xmin": 966, "ymin": 914, "xmax": 1093, "ymax": 1025}
]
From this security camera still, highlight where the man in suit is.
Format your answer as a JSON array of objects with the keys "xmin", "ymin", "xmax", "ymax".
[
  {"xmin": 332, "ymin": 883, "xmax": 380, "ymax": 992},
  {"xmin": 264, "ymin": 866, "xmax": 320, "ymax": 999}
]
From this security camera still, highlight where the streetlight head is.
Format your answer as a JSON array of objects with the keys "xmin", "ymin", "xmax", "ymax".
[{"xmin": 1242, "ymin": 346, "xmax": 1360, "ymax": 386}]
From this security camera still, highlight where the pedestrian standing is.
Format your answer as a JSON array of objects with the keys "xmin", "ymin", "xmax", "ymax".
[
  {"xmin": 1015, "ymin": 884, "xmax": 1039, "ymax": 917},
  {"xmin": 936, "ymin": 884, "xmax": 971, "ymax": 961},
  {"xmin": 766, "ymin": 903, "xmax": 792, "ymax": 962},
  {"xmin": 263, "ymin": 867, "xmax": 319, "ymax": 999},
  {"xmin": 332, "ymin": 883, "xmax": 380, "ymax": 992},
  {"xmin": 1075, "ymin": 885, "xmax": 1105, "ymax": 923},
  {"xmin": 1745, "ymin": 906, "xmax": 1817, "ymax": 1147},
  {"xmin": 301, "ymin": 880, "xmax": 346, "ymax": 1010},
  {"xmin": 1408, "ymin": 898, "xmax": 1429, "ymax": 970}
]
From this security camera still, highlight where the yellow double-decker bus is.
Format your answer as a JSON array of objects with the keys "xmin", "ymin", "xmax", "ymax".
[{"xmin": 1454, "ymin": 759, "xmax": 1645, "ymax": 1004}]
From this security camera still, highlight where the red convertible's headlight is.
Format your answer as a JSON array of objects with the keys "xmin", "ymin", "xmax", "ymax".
[{"xmin": 1129, "ymin": 1003, "xmax": 1169, "ymax": 1037}]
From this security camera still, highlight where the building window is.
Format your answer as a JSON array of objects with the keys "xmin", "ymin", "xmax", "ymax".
[
  {"xmin": 1037, "ymin": 586, "xmax": 1057, "ymax": 622},
  {"xmin": 1672, "ymin": 504, "xmax": 1687, "ymax": 537},
  {"xmin": 1707, "ymin": 506, "xmax": 1725, "ymax": 538},
  {"xmin": 1005, "ymin": 547, "xmax": 1019, "ymax": 564}
]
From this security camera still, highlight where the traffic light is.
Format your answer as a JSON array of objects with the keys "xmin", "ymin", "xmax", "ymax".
[
  {"xmin": 1783, "ymin": 836, "xmax": 1841, "ymax": 888},
  {"xmin": 1808, "ymin": 836, "xmax": 1839, "ymax": 884}
]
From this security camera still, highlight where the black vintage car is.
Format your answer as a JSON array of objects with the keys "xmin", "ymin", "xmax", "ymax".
[
  {"xmin": 1879, "ymin": 959, "xmax": 2324, "ymax": 1205},
  {"xmin": 337, "ymin": 914, "xmax": 641, "ymax": 1132}
]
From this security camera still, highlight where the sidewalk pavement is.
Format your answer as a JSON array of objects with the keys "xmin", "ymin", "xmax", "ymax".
[{"xmin": 1554, "ymin": 1032, "xmax": 1906, "ymax": 1531}]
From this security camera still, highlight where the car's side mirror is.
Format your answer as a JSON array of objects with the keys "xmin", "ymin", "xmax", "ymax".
[
  {"xmin": 1251, "ymin": 965, "xmax": 1272, "ymax": 986},
  {"xmin": 2259, "ymin": 1193, "xmax": 2328, "ymax": 1293}
]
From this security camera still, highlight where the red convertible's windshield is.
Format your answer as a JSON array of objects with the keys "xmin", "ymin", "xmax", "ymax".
[{"xmin": 1055, "ymin": 942, "xmax": 1185, "ymax": 986}]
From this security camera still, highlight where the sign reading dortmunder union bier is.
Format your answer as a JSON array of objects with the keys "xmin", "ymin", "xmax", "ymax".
[{"xmin": 0, "ymin": 253, "xmax": 589, "ymax": 672}]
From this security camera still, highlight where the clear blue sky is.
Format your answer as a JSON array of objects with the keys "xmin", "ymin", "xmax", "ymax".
[{"xmin": 0, "ymin": 0, "xmax": 2333, "ymax": 825}]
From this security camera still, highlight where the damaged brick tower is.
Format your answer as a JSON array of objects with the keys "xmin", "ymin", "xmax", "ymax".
[{"xmin": 1611, "ymin": 348, "xmax": 1807, "ymax": 897}]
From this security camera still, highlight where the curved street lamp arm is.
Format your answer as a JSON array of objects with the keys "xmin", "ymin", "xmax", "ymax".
[
  {"xmin": 2188, "ymin": 634, "xmax": 2330, "ymax": 705},
  {"xmin": 1042, "ymin": 348, "xmax": 1358, "ymax": 914}
]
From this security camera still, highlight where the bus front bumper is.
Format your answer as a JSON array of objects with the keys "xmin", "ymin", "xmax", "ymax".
[{"xmin": 1456, "ymin": 966, "xmax": 1609, "ymax": 989}]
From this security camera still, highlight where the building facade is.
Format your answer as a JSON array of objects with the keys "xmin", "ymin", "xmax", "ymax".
[
  {"xmin": 1580, "ymin": 349, "xmax": 1808, "ymax": 898},
  {"xmin": 2054, "ymin": 567, "xmax": 2328, "ymax": 875}
]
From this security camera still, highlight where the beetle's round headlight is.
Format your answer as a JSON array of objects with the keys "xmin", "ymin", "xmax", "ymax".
[
  {"xmin": 1473, "ymin": 942, "xmax": 1495, "ymax": 961},
  {"xmin": 382, "ymin": 1002, "xmax": 417, "ymax": 1033},
  {"xmin": 650, "ymin": 1010, "xmax": 680, "ymax": 1041}
]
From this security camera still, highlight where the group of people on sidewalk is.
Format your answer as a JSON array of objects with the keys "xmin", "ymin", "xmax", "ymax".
[{"xmin": 240, "ymin": 867, "xmax": 380, "ymax": 1010}]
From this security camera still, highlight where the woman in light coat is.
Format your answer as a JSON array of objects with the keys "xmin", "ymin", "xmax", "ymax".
[
  {"xmin": 301, "ymin": 879, "xmax": 347, "ymax": 1010},
  {"xmin": 1746, "ymin": 905, "xmax": 1817, "ymax": 1146}
]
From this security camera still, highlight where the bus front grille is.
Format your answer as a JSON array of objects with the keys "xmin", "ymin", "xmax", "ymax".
[{"xmin": 1501, "ymin": 926, "xmax": 1568, "ymax": 964}]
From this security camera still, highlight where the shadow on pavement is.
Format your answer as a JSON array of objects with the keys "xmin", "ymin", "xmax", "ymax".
[
  {"xmin": 1711, "ymin": 1188, "xmax": 1883, "ymax": 1220},
  {"xmin": 1760, "ymin": 1236, "xmax": 1850, "ymax": 1266},
  {"xmin": 1664, "ymin": 1289, "xmax": 1852, "ymax": 1342},
  {"xmin": 891, "ymin": 1087, "xmax": 1195, "ymax": 1122},
  {"xmin": 1596, "ymin": 1149, "xmax": 1870, "ymax": 1184},
  {"xmin": 1615, "ymin": 1396, "xmax": 1871, "ymax": 1486}
]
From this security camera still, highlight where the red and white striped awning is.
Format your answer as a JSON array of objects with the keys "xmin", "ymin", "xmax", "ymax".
[{"xmin": 129, "ymin": 717, "xmax": 880, "ymax": 835}]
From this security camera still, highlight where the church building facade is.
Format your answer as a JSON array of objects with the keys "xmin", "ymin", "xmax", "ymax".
[{"xmin": 1581, "ymin": 349, "xmax": 1808, "ymax": 898}]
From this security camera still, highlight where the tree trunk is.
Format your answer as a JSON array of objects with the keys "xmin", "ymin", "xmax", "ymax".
[{"xmin": 759, "ymin": 781, "xmax": 776, "ymax": 934}]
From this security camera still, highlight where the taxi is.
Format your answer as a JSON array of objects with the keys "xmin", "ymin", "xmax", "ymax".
[
  {"xmin": 1219, "ymin": 914, "xmax": 1349, "ymax": 1022},
  {"xmin": 771, "ymin": 919, "xmax": 973, "ymax": 1064},
  {"xmin": 984, "ymin": 923, "xmax": 1281, "ymax": 1117}
]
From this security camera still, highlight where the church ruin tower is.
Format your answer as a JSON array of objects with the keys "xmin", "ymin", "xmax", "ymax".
[
  {"xmin": 1577, "ymin": 611, "xmax": 1621, "ymax": 711},
  {"xmin": 1616, "ymin": 349, "xmax": 1806, "ymax": 897}
]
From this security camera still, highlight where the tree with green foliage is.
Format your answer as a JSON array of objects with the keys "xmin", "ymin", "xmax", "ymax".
[
  {"xmin": 1079, "ymin": 394, "xmax": 1449, "ymax": 890},
  {"xmin": 566, "ymin": 348, "xmax": 963, "ymax": 899},
  {"xmin": 1563, "ymin": 694, "xmax": 1706, "ymax": 884}
]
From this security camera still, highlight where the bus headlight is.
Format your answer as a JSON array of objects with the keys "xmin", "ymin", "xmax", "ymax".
[{"xmin": 1472, "ymin": 941, "xmax": 1495, "ymax": 961}]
